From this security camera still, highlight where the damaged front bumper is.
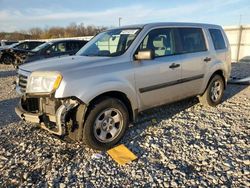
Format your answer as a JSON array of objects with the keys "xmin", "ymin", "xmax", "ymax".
[
  {"xmin": 15, "ymin": 103, "xmax": 40, "ymax": 123},
  {"xmin": 15, "ymin": 96, "xmax": 86, "ymax": 139}
]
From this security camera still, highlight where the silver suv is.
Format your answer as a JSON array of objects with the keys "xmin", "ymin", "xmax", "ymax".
[{"xmin": 15, "ymin": 23, "xmax": 231, "ymax": 150}]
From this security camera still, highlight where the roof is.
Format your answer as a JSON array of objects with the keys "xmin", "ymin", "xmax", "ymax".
[
  {"xmin": 45, "ymin": 39, "xmax": 86, "ymax": 43},
  {"xmin": 116, "ymin": 22, "xmax": 222, "ymax": 30}
]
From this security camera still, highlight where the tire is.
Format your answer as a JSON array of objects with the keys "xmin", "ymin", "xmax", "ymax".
[
  {"xmin": 199, "ymin": 75, "xmax": 225, "ymax": 107},
  {"xmin": 82, "ymin": 98, "xmax": 129, "ymax": 150},
  {"xmin": 2, "ymin": 54, "xmax": 14, "ymax": 65}
]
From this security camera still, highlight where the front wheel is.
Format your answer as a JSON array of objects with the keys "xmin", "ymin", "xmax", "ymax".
[
  {"xmin": 199, "ymin": 75, "xmax": 225, "ymax": 106},
  {"xmin": 82, "ymin": 98, "xmax": 129, "ymax": 150},
  {"xmin": 2, "ymin": 54, "xmax": 14, "ymax": 65}
]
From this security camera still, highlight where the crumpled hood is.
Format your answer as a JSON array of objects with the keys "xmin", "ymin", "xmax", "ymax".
[{"xmin": 19, "ymin": 55, "xmax": 115, "ymax": 74}]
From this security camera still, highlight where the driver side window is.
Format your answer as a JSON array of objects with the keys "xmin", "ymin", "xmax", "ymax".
[
  {"xmin": 18, "ymin": 43, "xmax": 29, "ymax": 50},
  {"xmin": 48, "ymin": 42, "xmax": 66, "ymax": 54},
  {"xmin": 139, "ymin": 28, "xmax": 175, "ymax": 57}
]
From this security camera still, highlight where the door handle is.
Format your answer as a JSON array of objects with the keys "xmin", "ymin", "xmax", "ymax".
[
  {"xmin": 169, "ymin": 63, "xmax": 180, "ymax": 69},
  {"xmin": 204, "ymin": 57, "xmax": 211, "ymax": 62}
]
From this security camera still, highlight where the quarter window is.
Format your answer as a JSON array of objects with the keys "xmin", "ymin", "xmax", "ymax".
[
  {"xmin": 138, "ymin": 28, "xmax": 175, "ymax": 57},
  {"xmin": 177, "ymin": 28, "xmax": 207, "ymax": 53},
  {"xmin": 209, "ymin": 29, "xmax": 226, "ymax": 50}
]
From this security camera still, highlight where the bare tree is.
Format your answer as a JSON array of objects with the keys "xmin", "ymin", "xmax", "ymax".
[{"xmin": 0, "ymin": 23, "xmax": 107, "ymax": 40}]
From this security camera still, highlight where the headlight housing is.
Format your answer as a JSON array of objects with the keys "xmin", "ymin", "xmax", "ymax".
[{"xmin": 26, "ymin": 71, "xmax": 62, "ymax": 94}]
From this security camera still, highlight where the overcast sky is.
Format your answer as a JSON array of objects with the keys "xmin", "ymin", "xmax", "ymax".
[{"xmin": 0, "ymin": 0, "xmax": 249, "ymax": 32}]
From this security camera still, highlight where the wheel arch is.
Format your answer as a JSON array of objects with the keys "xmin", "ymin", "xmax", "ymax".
[
  {"xmin": 209, "ymin": 69, "xmax": 226, "ymax": 89},
  {"xmin": 201, "ymin": 69, "xmax": 226, "ymax": 96},
  {"xmin": 86, "ymin": 90, "xmax": 135, "ymax": 122}
]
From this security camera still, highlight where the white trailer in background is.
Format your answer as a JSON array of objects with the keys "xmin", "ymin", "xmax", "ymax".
[{"xmin": 224, "ymin": 25, "xmax": 250, "ymax": 62}]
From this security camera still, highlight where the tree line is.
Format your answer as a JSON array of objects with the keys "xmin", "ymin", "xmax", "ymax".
[{"xmin": 0, "ymin": 23, "xmax": 107, "ymax": 41}]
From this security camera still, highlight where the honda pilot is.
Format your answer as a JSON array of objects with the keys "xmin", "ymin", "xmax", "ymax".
[{"xmin": 15, "ymin": 23, "xmax": 231, "ymax": 150}]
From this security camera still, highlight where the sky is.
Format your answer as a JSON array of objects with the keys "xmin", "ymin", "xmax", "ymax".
[{"xmin": 0, "ymin": 0, "xmax": 249, "ymax": 32}]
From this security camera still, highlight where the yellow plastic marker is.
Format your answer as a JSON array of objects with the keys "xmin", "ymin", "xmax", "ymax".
[{"xmin": 107, "ymin": 144, "xmax": 137, "ymax": 165}]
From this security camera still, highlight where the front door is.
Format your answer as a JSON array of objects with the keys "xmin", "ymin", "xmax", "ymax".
[{"xmin": 134, "ymin": 28, "xmax": 183, "ymax": 110}]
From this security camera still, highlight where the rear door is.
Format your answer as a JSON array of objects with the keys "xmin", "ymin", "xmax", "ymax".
[
  {"xmin": 175, "ymin": 27, "xmax": 210, "ymax": 97},
  {"xmin": 134, "ymin": 28, "xmax": 183, "ymax": 110}
]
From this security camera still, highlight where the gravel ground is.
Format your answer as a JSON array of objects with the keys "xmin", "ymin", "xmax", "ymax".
[{"xmin": 0, "ymin": 63, "xmax": 249, "ymax": 187}]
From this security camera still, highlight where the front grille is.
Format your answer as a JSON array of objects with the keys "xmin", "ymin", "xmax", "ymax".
[{"xmin": 18, "ymin": 74, "xmax": 27, "ymax": 93}]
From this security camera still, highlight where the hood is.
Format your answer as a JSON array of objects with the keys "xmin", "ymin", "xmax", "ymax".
[
  {"xmin": 0, "ymin": 45, "xmax": 12, "ymax": 51},
  {"xmin": 19, "ymin": 55, "xmax": 117, "ymax": 74}
]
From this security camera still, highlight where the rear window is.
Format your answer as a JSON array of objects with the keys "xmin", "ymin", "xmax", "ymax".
[
  {"xmin": 177, "ymin": 28, "xmax": 207, "ymax": 54},
  {"xmin": 209, "ymin": 29, "xmax": 226, "ymax": 50},
  {"xmin": 67, "ymin": 41, "xmax": 80, "ymax": 51}
]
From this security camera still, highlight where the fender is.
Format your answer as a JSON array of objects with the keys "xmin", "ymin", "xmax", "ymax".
[
  {"xmin": 55, "ymin": 78, "xmax": 139, "ymax": 113},
  {"xmin": 81, "ymin": 80, "xmax": 138, "ymax": 109}
]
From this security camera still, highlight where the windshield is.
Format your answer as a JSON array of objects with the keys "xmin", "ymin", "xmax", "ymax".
[
  {"xmin": 77, "ymin": 28, "xmax": 140, "ymax": 57},
  {"xmin": 31, "ymin": 42, "xmax": 51, "ymax": 52}
]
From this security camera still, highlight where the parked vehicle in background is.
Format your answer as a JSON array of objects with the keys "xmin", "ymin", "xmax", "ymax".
[
  {"xmin": 17, "ymin": 40, "xmax": 88, "ymax": 65},
  {"xmin": 15, "ymin": 22, "xmax": 231, "ymax": 150},
  {"xmin": 0, "ymin": 43, "xmax": 19, "ymax": 51},
  {"xmin": 0, "ymin": 41, "xmax": 45, "ymax": 64},
  {"xmin": 0, "ymin": 40, "xmax": 18, "ymax": 48}
]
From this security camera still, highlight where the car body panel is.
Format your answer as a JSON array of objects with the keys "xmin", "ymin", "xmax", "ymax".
[{"xmin": 133, "ymin": 55, "xmax": 182, "ymax": 110}]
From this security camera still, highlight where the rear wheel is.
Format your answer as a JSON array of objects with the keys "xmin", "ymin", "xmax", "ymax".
[
  {"xmin": 82, "ymin": 98, "xmax": 129, "ymax": 150},
  {"xmin": 199, "ymin": 75, "xmax": 225, "ymax": 106}
]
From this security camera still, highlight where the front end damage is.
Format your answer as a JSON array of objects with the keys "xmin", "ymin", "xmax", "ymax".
[
  {"xmin": 15, "ymin": 68, "xmax": 89, "ymax": 141},
  {"xmin": 15, "ymin": 95, "xmax": 87, "ymax": 141}
]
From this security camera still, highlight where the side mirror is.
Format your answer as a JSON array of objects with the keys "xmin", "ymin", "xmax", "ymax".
[{"xmin": 135, "ymin": 50, "xmax": 154, "ymax": 60}]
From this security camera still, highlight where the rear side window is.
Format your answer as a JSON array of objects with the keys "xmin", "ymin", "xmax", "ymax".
[
  {"xmin": 209, "ymin": 29, "xmax": 226, "ymax": 50},
  {"xmin": 67, "ymin": 41, "xmax": 80, "ymax": 51},
  {"xmin": 28, "ymin": 42, "xmax": 41, "ymax": 50},
  {"xmin": 177, "ymin": 28, "xmax": 207, "ymax": 54}
]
